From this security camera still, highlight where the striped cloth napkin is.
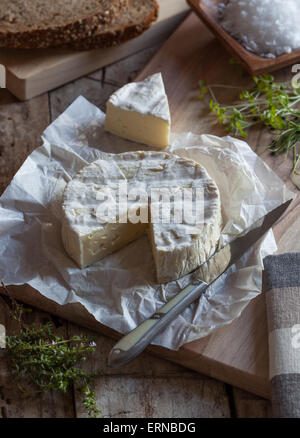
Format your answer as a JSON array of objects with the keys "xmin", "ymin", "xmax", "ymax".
[{"xmin": 264, "ymin": 253, "xmax": 300, "ymax": 418}]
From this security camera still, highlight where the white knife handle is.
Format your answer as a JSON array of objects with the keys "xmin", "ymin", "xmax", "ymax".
[{"xmin": 108, "ymin": 281, "xmax": 208, "ymax": 368}]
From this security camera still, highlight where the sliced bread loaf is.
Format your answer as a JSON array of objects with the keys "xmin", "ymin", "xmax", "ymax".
[
  {"xmin": 0, "ymin": 0, "xmax": 132, "ymax": 48},
  {"xmin": 61, "ymin": 0, "xmax": 159, "ymax": 50}
]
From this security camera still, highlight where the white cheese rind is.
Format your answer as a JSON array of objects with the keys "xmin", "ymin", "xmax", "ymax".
[
  {"xmin": 149, "ymin": 208, "xmax": 222, "ymax": 284},
  {"xmin": 61, "ymin": 151, "xmax": 222, "ymax": 283},
  {"xmin": 105, "ymin": 73, "xmax": 171, "ymax": 148}
]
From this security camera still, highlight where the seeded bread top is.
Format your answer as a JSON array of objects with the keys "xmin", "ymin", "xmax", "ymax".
[
  {"xmin": 63, "ymin": 0, "xmax": 159, "ymax": 50},
  {"xmin": 0, "ymin": 0, "xmax": 131, "ymax": 48},
  {"xmin": 0, "ymin": 0, "xmax": 125, "ymax": 30}
]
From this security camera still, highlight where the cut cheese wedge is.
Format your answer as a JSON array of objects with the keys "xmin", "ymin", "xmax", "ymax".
[
  {"xmin": 105, "ymin": 73, "xmax": 171, "ymax": 148},
  {"xmin": 61, "ymin": 151, "xmax": 222, "ymax": 283}
]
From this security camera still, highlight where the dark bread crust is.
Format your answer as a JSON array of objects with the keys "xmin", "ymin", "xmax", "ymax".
[
  {"xmin": 61, "ymin": 0, "xmax": 159, "ymax": 50},
  {"xmin": 0, "ymin": 0, "xmax": 132, "ymax": 49}
]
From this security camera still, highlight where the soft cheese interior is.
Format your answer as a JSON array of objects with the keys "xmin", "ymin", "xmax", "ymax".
[
  {"xmin": 105, "ymin": 73, "xmax": 171, "ymax": 148},
  {"xmin": 61, "ymin": 151, "xmax": 222, "ymax": 284}
]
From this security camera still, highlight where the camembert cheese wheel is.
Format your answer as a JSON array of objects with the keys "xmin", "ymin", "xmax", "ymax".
[{"xmin": 61, "ymin": 151, "xmax": 222, "ymax": 283}]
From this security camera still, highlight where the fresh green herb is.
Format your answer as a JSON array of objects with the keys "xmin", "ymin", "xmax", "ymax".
[
  {"xmin": 229, "ymin": 57, "xmax": 239, "ymax": 65},
  {"xmin": 1, "ymin": 281, "xmax": 102, "ymax": 418},
  {"xmin": 199, "ymin": 74, "xmax": 300, "ymax": 189}
]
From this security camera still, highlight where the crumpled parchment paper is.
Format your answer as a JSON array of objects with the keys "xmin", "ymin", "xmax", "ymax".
[{"xmin": 0, "ymin": 96, "xmax": 294, "ymax": 350}]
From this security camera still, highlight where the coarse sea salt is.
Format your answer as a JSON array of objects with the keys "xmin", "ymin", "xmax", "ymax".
[{"xmin": 218, "ymin": 0, "xmax": 300, "ymax": 58}]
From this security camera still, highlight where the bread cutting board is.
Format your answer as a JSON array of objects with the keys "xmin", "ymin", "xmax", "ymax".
[
  {"xmin": 0, "ymin": 0, "xmax": 189, "ymax": 101},
  {"xmin": 2, "ymin": 12, "xmax": 300, "ymax": 399}
]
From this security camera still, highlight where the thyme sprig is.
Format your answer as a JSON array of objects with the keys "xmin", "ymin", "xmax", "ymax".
[
  {"xmin": 1, "ymin": 281, "xmax": 102, "ymax": 418},
  {"xmin": 199, "ymin": 74, "xmax": 300, "ymax": 189}
]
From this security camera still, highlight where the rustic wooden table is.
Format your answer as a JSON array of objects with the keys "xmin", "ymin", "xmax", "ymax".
[{"xmin": 0, "ymin": 44, "xmax": 272, "ymax": 418}]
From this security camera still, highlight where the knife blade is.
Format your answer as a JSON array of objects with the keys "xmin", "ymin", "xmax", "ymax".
[{"xmin": 108, "ymin": 199, "xmax": 292, "ymax": 368}]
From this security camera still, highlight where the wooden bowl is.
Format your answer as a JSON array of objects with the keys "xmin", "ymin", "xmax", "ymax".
[{"xmin": 188, "ymin": 0, "xmax": 300, "ymax": 75}]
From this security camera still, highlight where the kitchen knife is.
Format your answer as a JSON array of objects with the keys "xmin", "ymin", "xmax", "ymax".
[{"xmin": 108, "ymin": 199, "xmax": 292, "ymax": 368}]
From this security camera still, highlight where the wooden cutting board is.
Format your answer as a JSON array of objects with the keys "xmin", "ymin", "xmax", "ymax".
[
  {"xmin": 0, "ymin": 0, "xmax": 189, "ymax": 100},
  {"xmin": 2, "ymin": 13, "xmax": 300, "ymax": 399}
]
